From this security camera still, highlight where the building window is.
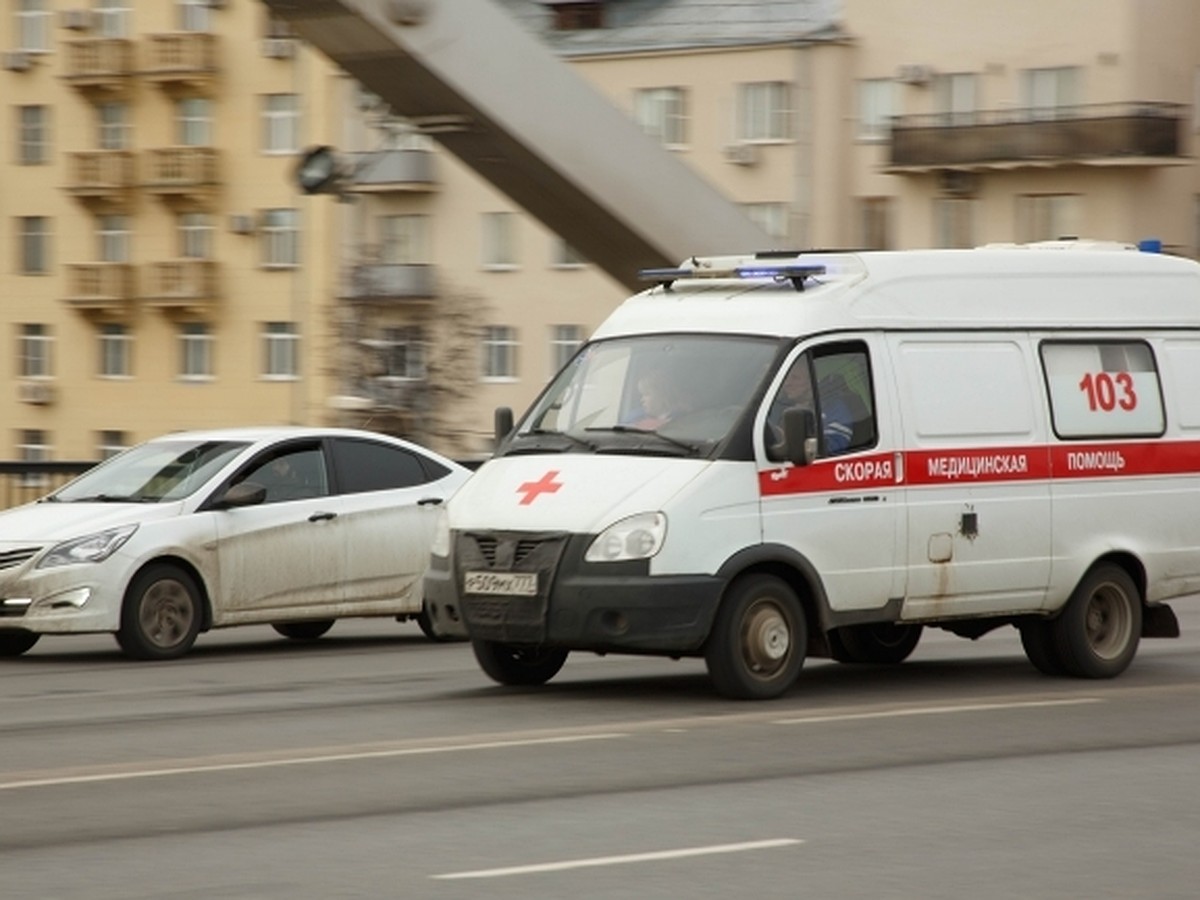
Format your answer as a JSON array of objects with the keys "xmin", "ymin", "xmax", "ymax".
[
  {"xmin": 1015, "ymin": 194, "xmax": 1081, "ymax": 243},
  {"xmin": 98, "ymin": 323, "xmax": 132, "ymax": 378},
  {"xmin": 481, "ymin": 326, "xmax": 518, "ymax": 380},
  {"xmin": 179, "ymin": 322, "xmax": 213, "ymax": 379},
  {"xmin": 97, "ymin": 429, "xmax": 128, "ymax": 460},
  {"xmin": 19, "ymin": 217, "xmax": 49, "ymax": 275},
  {"xmin": 1021, "ymin": 67, "xmax": 1080, "ymax": 120},
  {"xmin": 858, "ymin": 197, "xmax": 892, "ymax": 250},
  {"xmin": 176, "ymin": 98, "xmax": 212, "ymax": 146},
  {"xmin": 97, "ymin": 214, "xmax": 131, "ymax": 263},
  {"xmin": 482, "ymin": 212, "xmax": 518, "ymax": 269},
  {"xmin": 551, "ymin": 1, "xmax": 603, "ymax": 30},
  {"xmin": 737, "ymin": 82, "xmax": 791, "ymax": 142},
  {"xmin": 18, "ymin": 106, "xmax": 47, "ymax": 165},
  {"xmin": 857, "ymin": 79, "xmax": 896, "ymax": 141},
  {"xmin": 742, "ymin": 203, "xmax": 790, "ymax": 241},
  {"xmin": 551, "ymin": 237, "xmax": 586, "ymax": 268},
  {"xmin": 634, "ymin": 87, "xmax": 688, "ymax": 147},
  {"xmin": 380, "ymin": 325, "xmax": 426, "ymax": 380},
  {"xmin": 178, "ymin": 0, "xmax": 211, "ymax": 33},
  {"xmin": 179, "ymin": 212, "xmax": 214, "ymax": 259},
  {"xmin": 381, "ymin": 214, "xmax": 430, "ymax": 264},
  {"xmin": 98, "ymin": 102, "xmax": 130, "ymax": 150},
  {"xmin": 262, "ymin": 94, "xmax": 299, "ymax": 154},
  {"xmin": 19, "ymin": 324, "xmax": 52, "ymax": 378},
  {"xmin": 933, "ymin": 197, "xmax": 976, "ymax": 249},
  {"xmin": 17, "ymin": 430, "xmax": 50, "ymax": 489},
  {"xmin": 260, "ymin": 209, "xmax": 299, "ymax": 267},
  {"xmin": 96, "ymin": 0, "xmax": 132, "ymax": 38},
  {"xmin": 17, "ymin": 0, "xmax": 51, "ymax": 53},
  {"xmin": 262, "ymin": 322, "xmax": 299, "ymax": 378},
  {"xmin": 933, "ymin": 72, "xmax": 978, "ymax": 125},
  {"xmin": 549, "ymin": 325, "xmax": 583, "ymax": 376}
]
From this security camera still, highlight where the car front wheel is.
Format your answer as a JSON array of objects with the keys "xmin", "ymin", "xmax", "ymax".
[
  {"xmin": 0, "ymin": 629, "xmax": 39, "ymax": 656},
  {"xmin": 116, "ymin": 563, "xmax": 202, "ymax": 660}
]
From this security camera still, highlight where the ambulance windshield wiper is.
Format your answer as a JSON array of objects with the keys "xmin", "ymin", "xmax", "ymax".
[
  {"xmin": 511, "ymin": 427, "xmax": 597, "ymax": 453},
  {"xmin": 586, "ymin": 425, "xmax": 699, "ymax": 455}
]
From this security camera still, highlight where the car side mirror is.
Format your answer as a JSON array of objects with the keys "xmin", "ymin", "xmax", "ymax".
[
  {"xmin": 782, "ymin": 408, "xmax": 818, "ymax": 466},
  {"xmin": 217, "ymin": 481, "xmax": 267, "ymax": 509}
]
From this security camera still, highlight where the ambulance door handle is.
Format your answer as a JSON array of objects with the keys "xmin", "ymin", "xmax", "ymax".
[
  {"xmin": 308, "ymin": 511, "xmax": 337, "ymax": 522},
  {"xmin": 418, "ymin": 497, "xmax": 444, "ymax": 507}
]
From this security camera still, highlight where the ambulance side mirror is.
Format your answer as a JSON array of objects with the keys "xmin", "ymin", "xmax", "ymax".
[
  {"xmin": 782, "ymin": 408, "xmax": 818, "ymax": 466},
  {"xmin": 494, "ymin": 406, "xmax": 515, "ymax": 448}
]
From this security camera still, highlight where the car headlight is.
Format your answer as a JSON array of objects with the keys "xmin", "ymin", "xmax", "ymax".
[
  {"xmin": 38, "ymin": 525, "xmax": 138, "ymax": 569},
  {"xmin": 429, "ymin": 509, "xmax": 451, "ymax": 558},
  {"xmin": 585, "ymin": 512, "xmax": 666, "ymax": 563}
]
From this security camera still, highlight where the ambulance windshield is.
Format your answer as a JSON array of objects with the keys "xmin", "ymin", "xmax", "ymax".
[{"xmin": 513, "ymin": 334, "xmax": 779, "ymax": 455}]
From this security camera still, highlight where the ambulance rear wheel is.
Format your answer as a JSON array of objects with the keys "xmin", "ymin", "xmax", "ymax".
[
  {"xmin": 1019, "ymin": 619, "xmax": 1066, "ymax": 676},
  {"xmin": 705, "ymin": 574, "xmax": 805, "ymax": 700},
  {"xmin": 1052, "ymin": 563, "xmax": 1141, "ymax": 679},
  {"xmin": 832, "ymin": 622, "xmax": 923, "ymax": 665},
  {"xmin": 472, "ymin": 640, "xmax": 569, "ymax": 686}
]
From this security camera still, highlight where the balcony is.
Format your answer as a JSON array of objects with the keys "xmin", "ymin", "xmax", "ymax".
[
  {"xmin": 340, "ymin": 263, "xmax": 437, "ymax": 302},
  {"xmin": 143, "ymin": 259, "xmax": 219, "ymax": 309},
  {"xmin": 142, "ymin": 32, "xmax": 218, "ymax": 90},
  {"xmin": 343, "ymin": 149, "xmax": 438, "ymax": 194},
  {"xmin": 143, "ymin": 147, "xmax": 219, "ymax": 201},
  {"xmin": 63, "ymin": 263, "xmax": 137, "ymax": 312},
  {"xmin": 61, "ymin": 38, "xmax": 134, "ymax": 92},
  {"xmin": 887, "ymin": 101, "xmax": 1187, "ymax": 172},
  {"xmin": 64, "ymin": 150, "xmax": 137, "ymax": 204}
]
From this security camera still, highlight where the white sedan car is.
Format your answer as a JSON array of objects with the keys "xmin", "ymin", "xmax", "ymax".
[{"xmin": 0, "ymin": 427, "xmax": 471, "ymax": 659}]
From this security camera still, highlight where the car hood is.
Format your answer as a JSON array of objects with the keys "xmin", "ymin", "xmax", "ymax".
[
  {"xmin": 0, "ymin": 500, "xmax": 185, "ymax": 544},
  {"xmin": 447, "ymin": 455, "xmax": 710, "ymax": 533}
]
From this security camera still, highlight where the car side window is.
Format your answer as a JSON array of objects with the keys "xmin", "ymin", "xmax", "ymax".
[
  {"xmin": 238, "ymin": 446, "xmax": 329, "ymax": 504},
  {"xmin": 330, "ymin": 438, "xmax": 432, "ymax": 493}
]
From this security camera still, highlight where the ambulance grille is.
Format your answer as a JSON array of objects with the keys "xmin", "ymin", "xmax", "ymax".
[
  {"xmin": 473, "ymin": 537, "xmax": 542, "ymax": 568},
  {"xmin": 0, "ymin": 547, "xmax": 41, "ymax": 571}
]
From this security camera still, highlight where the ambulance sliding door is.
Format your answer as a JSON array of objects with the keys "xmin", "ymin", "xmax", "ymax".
[{"xmin": 889, "ymin": 335, "xmax": 1052, "ymax": 617}]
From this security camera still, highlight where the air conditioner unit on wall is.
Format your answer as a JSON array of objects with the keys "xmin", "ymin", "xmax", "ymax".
[
  {"xmin": 896, "ymin": 64, "xmax": 935, "ymax": 86},
  {"xmin": 2, "ymin": 50, "xmax": 32, "ymax": 72},
  {"xmin": 722, "ymin": 143, "xmax": 759, "ymax": 166},
  {"xmin": 62, "ymin": 9, "xmax": 94, "ymax": 30},
  {"xmin": 229, "ymin": 214, "xmax": 255, "ymax": 234},
  {"xmin": 261, "ymin": 38, "xmax": 295, "ymax": 60},
  {"xmin": 17, "ymin": 381, "xmax": 55, "ymax": 405}
]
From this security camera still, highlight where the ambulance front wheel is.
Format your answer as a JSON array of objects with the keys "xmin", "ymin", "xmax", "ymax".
[
  {"xmin": 705, "ymin": 574, "xmax": 806, "ymax": 700},
  {"xmin": 472, "ymin": 639, "xmax": 569, "ymax": 686}
]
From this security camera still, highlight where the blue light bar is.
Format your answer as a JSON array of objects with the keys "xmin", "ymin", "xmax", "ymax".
[{"xmin": 638, "ymin": 263, "xmax": 827, "ymax": 291}]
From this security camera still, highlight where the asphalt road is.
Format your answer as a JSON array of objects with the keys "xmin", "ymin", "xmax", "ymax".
[{"xmin": 3, "ymin": 603, "xmax": 1200, "ymax": 899}]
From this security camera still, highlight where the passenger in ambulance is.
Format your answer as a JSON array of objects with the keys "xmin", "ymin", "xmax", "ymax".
[{"xmin": 766, "ymin": 359, "xmax": 855, "ymax": 459}]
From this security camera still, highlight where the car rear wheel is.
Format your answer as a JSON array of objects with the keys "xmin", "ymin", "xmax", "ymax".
[
  {"xmin": 0, "ymin": 629, "xmax": 39, "ymax": 656},
  {"xmin": 831, "ymin": 622, "xmax": 923, "ymax": 664},
  {"xmin": 116, "ymin": 563, "xmax": 202, "ymax": 660},
  {"xmin": 272, "ymin": 620, "xmax": 335, "ymax": 641},
  {"xmin": 1052, "ymin": 563, "xmax": 1142, "ymax": 678},
  {"xmin": 472, "ymin": 640, "xmax": 568, "ymax": 686},
  {"xmin": 705, "ymin": 574, "xmax": 805, "ymax": 700}
]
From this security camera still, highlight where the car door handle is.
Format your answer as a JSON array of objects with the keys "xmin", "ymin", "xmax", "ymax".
[
  {"xmin": 417, "ymin": 497, "xmax": 444, "ymax": 507},
  {"xmin": 308, "ymin": 511, "xmax": 337, "ymax": 522}
]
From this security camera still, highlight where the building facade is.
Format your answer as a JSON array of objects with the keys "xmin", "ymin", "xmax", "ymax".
[{"xmin": 3, "ymin": 0, "xmax": 1198, "ymax": 466}]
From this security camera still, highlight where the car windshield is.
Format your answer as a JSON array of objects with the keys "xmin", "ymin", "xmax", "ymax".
[
  {"xmin": 52, "ymin": 440, "xmax": 250, "ymax": 503},
  {"xmin": 511, "ymin": 334, "xmax": 780, "ymax": 457}
]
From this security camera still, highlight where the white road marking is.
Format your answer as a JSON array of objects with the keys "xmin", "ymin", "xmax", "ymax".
[
  {"xmin": 0, "ymin": 732, "xmax": 627, "ymax": 792},
  {"xmin": 773, "ymin": 697, "xmax": 1101, "ymax": 726},
  {"xmin": 431, "ymin": 838, "xmax": 804, "ymax": 880}
]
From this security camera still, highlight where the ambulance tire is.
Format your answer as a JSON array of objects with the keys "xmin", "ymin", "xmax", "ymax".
[
  {"xmin": 1018, "ymin": 619, "xmax": 1067, "ymax": 676},
  {"xmin": 1051, "ymin": 563, "xmax": 1142, "ymax": 679},
  {"xmin": 831, "ymin": 622, "xmax": 923, "ymax": 665},
  {"xmin": 705, "ymin": 574, "xmax": 806, "ymax": 700},
  {"xmin": 0, "ymin": 629, "xmax": 39, "ymax": 656},
  {"xmin": 472, "ymin": 640, "xmax": 569, "ymax": 686}
]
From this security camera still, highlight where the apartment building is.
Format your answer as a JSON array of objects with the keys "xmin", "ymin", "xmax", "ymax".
[{"xmin": 3, "ymin": 0, "xmax": 1198, "ymax": 466}]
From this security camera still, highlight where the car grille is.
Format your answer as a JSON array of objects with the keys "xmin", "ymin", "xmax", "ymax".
[{"xmin": 0, "ymin": 547, "xmax": 41, "ymax": 571}]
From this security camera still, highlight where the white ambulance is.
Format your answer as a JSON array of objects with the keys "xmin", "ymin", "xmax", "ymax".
[{"xmin": 424, "ymin": 241, "xmax": 1200, "ymax": 699}]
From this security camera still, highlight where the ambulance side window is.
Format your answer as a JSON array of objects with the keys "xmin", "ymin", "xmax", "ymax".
[
  {"xmin": 1040, "ymin": 340, "xmax": 1164, "ymax": 439},
  {"xmin": 767, "ymin": 342, "xmax": 877, "ymax": 459}
]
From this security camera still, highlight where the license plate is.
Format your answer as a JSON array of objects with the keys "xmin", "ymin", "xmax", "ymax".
[{"xmin": 463, "ymin": 571, "xmax": 538, "ymax": 596}]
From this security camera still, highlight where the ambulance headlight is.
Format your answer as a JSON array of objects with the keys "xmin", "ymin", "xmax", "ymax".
[
  {"xmin": 585, "ymin": 513, "xmax": 666, "ymax": 563},
  {"xmin": 429, "ymin": 509, "xmax": 451, "ymax": 558}
]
